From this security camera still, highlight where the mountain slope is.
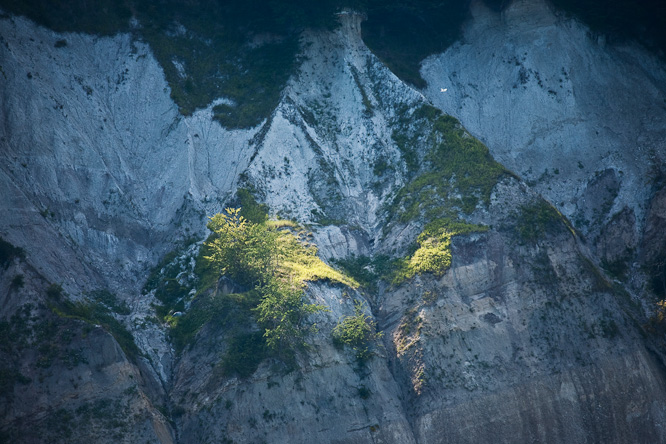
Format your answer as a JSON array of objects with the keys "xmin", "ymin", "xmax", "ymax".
[
  {"xmin": 1, "ymin": 2, "xmax": 666, "ymax": 443},
  {"xmin": 422, "ymin": 0, "xmax": 666, "ymax": 299}
]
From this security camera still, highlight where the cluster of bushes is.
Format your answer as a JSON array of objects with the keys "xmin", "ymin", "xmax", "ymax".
[
  {"xmin": 332, "ymin": 300, "xmax": 382, "ymax": 363},
  {"xmin": 147, "ymin": 189, "xmax": 361, "ymax": 375},
  {"xmin": 203, "ymin": 207, "xmax": 350, "ymax": 364},
  {"xmin": 145, "ymin": 187, "xmax": 388, "ymax": 376}
]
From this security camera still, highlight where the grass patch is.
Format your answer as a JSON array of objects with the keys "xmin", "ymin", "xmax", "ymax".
[
  {"xmin": 393, "ymin": 218, "xmax": 487, "ymax": 284},
  {"xmin": 276, "ymin": 230, "xmax": 358, "ymax": 288}
]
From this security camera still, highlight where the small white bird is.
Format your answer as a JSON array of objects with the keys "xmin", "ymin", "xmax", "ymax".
[{"xmin": 440, "ymin": 88, "xmax": 448, "ymax": 92}]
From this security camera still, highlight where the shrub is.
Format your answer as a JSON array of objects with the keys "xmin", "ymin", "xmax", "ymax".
[
  {"xmin": 10, "ymin": 274, "xmax": 24, "ymax": 290},
  {"xmin": 255, "ymin": 279, "xmax": 327, "ymax": 358},
  {"xmin": 46, "ymin": 283, "xmax": 64, "ymax": 300},
  {"xmin": 332, "ymin": 300, "xmax": 382, "ymax": 363},
  {"xmin": 0, "ymin": 237, "xmax": 24, "ymax": 269},
  {"xmin": 205, "ymin": 208, "xmax": 279, "ymax": 288}
]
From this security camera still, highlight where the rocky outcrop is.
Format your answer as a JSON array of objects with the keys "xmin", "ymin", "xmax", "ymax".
[
  {"xmin": 380, "ymin": 182, "xmax": 666, "ymax": 443},
  {"xmin": 0, "ymin": 257, "xmax": 175, "ymax": 443},
  {"xmin": 421, "ymin": 0, "xmax": 666, "ymax": 293},
  {"xmin": 0, "ymin": 15, "xmax": 255, "ymax": 295}
]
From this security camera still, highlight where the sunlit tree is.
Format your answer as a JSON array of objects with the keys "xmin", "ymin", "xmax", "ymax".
[{"xmin": 205, "ymin": 208, "xmax": 279, "ymax": 288}]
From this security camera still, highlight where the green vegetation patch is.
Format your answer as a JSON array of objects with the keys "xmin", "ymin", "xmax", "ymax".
[
  {"xmin": 547, "ymin": 0, "xmax": 666, "ymax": 55},
  {"xmin": 390, "ymin": 105, "xmax": 508, "ymax": 222},
  {"xmin": 219, "ymin": 331, "xmax": 267, "ymax": 378},
  {"xmin": 360, "ymin": 1, "xmax": 470, "ymax": 88},
  {"xmin": 333, "ymin": 254, "xmax": 396, "ymax": 294},
  {"xmin": 135, "ymin": 0, "xmax": 300, "ymax": 127},
  {"xmin": 380, "ymin": 105, "xmax": 505, "ymax": 284},
  {"xmin": 51, "ymin": 294, "xmax": 139, "ymax": 361},
  {"xmin": 88, "ymin": 290, "xmax": 131, "ymax": 315},
  {"xmin": 168, "ymin": 207, "xmax": 340, "ymax": 364},
  {"xmin": 393, "ymin": 218, "xmax": 487, "ymax": 284},
  {"xmin": 3, "ymin": 0, "xmax": 664, "ymax": 129},
  {"xmin": 0, "ymin": 0, "xmax": 132, "ymax": 35},
  {"xmin": 332, "ymin": 300, "xmax": 382, "ymax": 363},
  {"xmin": 512, "ymin": 200, "xmax": 573, "ymax": 243},
  {"xmin": 204, "ymin": 208, "xmax": 356, "ymax": 289},
  {"xmin": 168, "ymin": 287, "xmax": 259, "ymax": 354},
  {"xmin": 235, "ymin": 188, "xmax": 269, "ymax": 224},
  {"xmin": 149, "ymin": 192, "xmax": 356, "ymax": 370}
]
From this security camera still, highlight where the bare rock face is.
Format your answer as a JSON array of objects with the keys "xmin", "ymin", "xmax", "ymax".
[
  {"xmin": 0, "ymin": 15, "xmax": 255, "ymax": 294},
  {"xmin": 380, "ymin": 185, "xmax": 666, "ymax": 443},
  {"xmin": 2, "ymin": 2, "xmax": 666, "ymax": 443},
  {"xmin": 0, "ymin": 259, "xmax": 175, "ymax": 444},
  {"xmin": 597, "ymin": 207, "xmax": 637, "ymax": 275},
  {"xmin": 421, "ymin": 0, "xmax": 666, "ymax": 290},
  {"xmin": 169, "ymin": 286, "xmax": 415, "ymax": 444},
  {"xmin": 642, "ymin": 186, "xmax": 666, "ymax": 299},
  {"xmin": 643, "ymin": 186, "xmax": 666, "ymax": 265}
]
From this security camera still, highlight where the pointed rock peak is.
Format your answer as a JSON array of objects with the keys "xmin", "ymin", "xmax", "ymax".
[
  {"xmin": 336, "ymin": 9, "xmax": 366, "ymax": 47},
  {"xmin": 502, "ymin": 0, "xmax": 558, "ymax": 28}
]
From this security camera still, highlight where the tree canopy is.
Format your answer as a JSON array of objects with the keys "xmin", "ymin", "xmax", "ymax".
[{"xmin": 204, "ymin": 208, "xmax": 341, "ymax": 361}]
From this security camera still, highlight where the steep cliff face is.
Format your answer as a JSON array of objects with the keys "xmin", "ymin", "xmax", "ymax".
[
  {"xmin": 0, "ymin": 15, "xmax": 257, "ymax": 294},
  {"xmin": 1, "ymin": 2, "xmax": 666, "ymax": 443},
  {"xmin": 421, "ymin": 0, "xmax": 666, "ymax": 295},
  {"xmin": 0, "ymin": 255, "xmax": 175, "ymax": 443}
]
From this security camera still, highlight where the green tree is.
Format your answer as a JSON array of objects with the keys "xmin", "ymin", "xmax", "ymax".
[
  {"xmin": 255, "ymin": 279, "xmax": 327, "ymax": 360},
  {"xmin": 204, "ymin": 207, "xmax": 329, "ymax": 363},
  {"xmin": 332, "ymin": 300, "xmax": 382, "ymax": 363},
  {"xmin": 205, "ymin": 208, "xmax": 279, "ymax": 288}
]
